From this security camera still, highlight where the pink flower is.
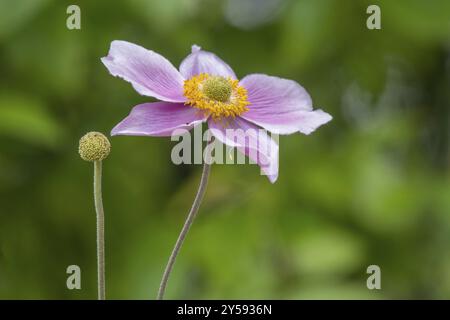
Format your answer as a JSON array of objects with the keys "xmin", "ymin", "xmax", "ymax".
[{"xmin": 102, "ymin": 41, "xmax": 332, "ymax": 183}]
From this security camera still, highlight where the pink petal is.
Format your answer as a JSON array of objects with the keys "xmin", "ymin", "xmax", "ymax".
[
  {"xmin": 111, "ymin": 102, "xmax": 207, "ymax": 137},
  {"xmin": 179, "ymin": 45, "xmax": 237, "ymax": 79},
  {"xmin": 240, "ymin": 74, "xmax": 332, "ymax": 134},
  {"xmin": 208, "ymin": 117, "xmax": 279, "ymax": 183},
  {"xmin": 102, "ymin": 41, "xmax": 186, "ymax": 103}
]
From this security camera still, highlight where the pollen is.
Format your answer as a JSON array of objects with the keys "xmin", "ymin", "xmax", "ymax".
[{"xmin": 183, "ymin": 73, "xmax": 249, "ymax": 119}]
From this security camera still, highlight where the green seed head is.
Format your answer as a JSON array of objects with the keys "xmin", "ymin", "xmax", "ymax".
[
  {"xmin": 203, "ymin": 76, "xmax": 232, "ymax": 102},
  {"xmin": 78, "ymin": 131, "xmax": 111, "ymax": 162}
]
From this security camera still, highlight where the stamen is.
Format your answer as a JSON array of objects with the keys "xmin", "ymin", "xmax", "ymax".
[{"xmin": 183, "ymin": 73, "xmax": 250, "ymax": 119}]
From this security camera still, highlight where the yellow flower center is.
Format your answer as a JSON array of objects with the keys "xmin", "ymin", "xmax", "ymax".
[{"xmin": 183, "ymin": 73, "xmax": 250, "ymax": 119}]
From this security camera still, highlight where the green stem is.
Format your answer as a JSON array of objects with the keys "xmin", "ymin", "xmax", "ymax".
[
  {"xmin": 157, "ymin": 161, "xmax": 211, "ymax": 300},
  {"xmin": 94, "ymin": 160, "xmax": 105, "ymax": 300}
]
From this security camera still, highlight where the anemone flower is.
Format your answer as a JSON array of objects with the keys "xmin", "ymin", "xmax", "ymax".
[{"xmin": 101, "ymin": 41, "xmax": 332, "ymax": 299}]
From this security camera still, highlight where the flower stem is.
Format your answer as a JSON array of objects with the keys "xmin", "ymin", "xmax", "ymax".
[
  {"xmin": 93, "ymin": 160, "xmax": 105, "ymax": 300},
  {"xmin": 157, "ymin": 161, "xmax": 211, "ymax": 300}
]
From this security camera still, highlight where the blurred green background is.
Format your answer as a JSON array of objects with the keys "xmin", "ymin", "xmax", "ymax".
[{"xmin": 0, "ymin": 0, "xmax": 449, "ymax": 299}]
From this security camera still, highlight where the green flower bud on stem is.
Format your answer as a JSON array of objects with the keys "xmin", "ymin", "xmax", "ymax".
[
  {"xmin": 78, "ymin": 131, "xmax": 109, "ymax": 299},
  {"xmin": 79, "ymin": 132, "xmax": 111, "ymax": 162}
]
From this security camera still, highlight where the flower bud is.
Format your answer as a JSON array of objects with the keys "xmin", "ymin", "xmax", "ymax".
[{"xmin": 78, "ymin": 131, "xmax": 111, "ymax": 162}]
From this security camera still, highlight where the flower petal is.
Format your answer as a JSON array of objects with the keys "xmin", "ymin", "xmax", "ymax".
[
  {"xmin": 244, "ymin": 109, "xmax": 332, "ymax": 135},
  {"xmin": 180, "ymin": 45, "xmax": 237, "ymax": 79},
  {"xmin": 208, "ymin": 117, "xmax": 279, "ymax": 183},
  {"xmin": 240, "ymin": 74, "xmax": 332, "ymax": 134},
  {"xmin": 102, "ymin": 40, "xmax": 186, "ymax": 102},
  {"xmin": 111, "ymin": 102, "xmax": 206, "ymax": 137}
]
